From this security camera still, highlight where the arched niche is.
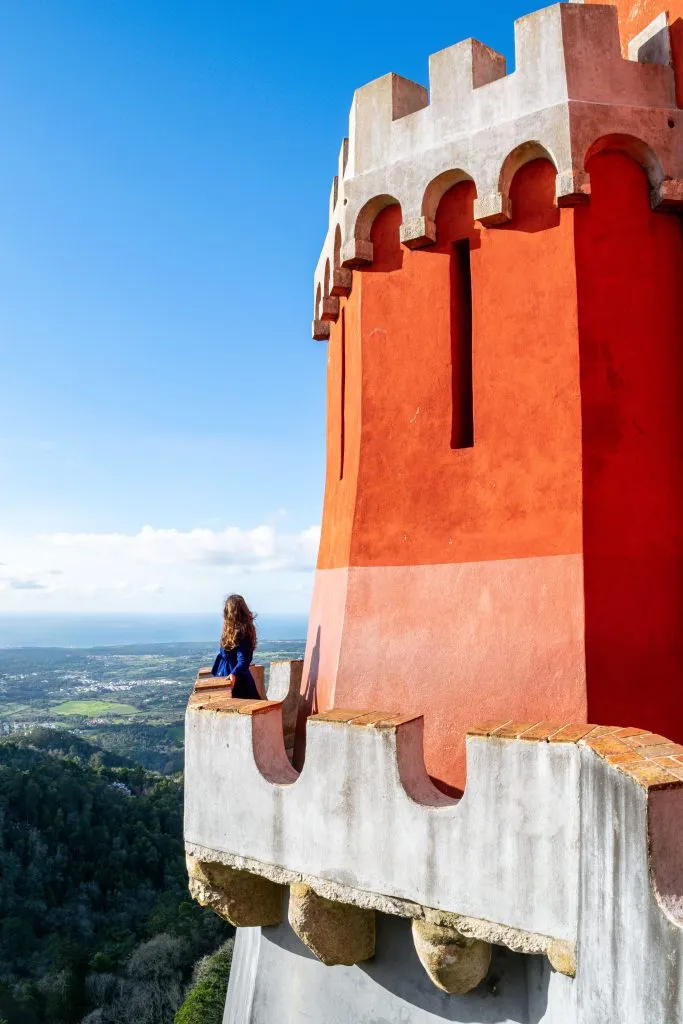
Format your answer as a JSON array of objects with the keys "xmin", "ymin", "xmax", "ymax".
[
  {"xmin": 342, "ymin": 194, "xmax": 401, "ymax": 267},
  {"xmin": 583, "ymin": 133, "xmax": 666, "ymax": 201},
  {"xmin": 422, "ymin": 169, "xmax": 476, "ymax": 224}
]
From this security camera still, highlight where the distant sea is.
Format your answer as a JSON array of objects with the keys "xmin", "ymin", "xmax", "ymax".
[{"xmin": 0, "ymin": 613, "xmax": 309, "ymax": 648}]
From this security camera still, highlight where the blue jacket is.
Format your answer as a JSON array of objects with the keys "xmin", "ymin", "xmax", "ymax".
[{"xmin": 211, "ymin": 638, "xmax": 260, "ymax": 699}]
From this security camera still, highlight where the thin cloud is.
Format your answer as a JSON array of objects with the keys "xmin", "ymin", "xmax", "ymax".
[
  {"xmin": 37, "ymin": 523, "xmax": 321, "ymax": 573},
  {"xmin": 9, "ymin": 578, "xmax": 46, "ymax": 590}
]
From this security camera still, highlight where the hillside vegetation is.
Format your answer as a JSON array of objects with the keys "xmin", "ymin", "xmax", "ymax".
[{"xmin": 0, "ymin": 729, "xmax": 231, "ymax": 1023}]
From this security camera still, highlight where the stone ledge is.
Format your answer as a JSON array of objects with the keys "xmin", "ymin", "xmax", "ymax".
[
  {"xmin": 467, "ymin": 721, "xmax": 683, "ymax": 790},
  {"xmin": 184, "ymin": 842, "xmax": 577, "ymax": 977}
]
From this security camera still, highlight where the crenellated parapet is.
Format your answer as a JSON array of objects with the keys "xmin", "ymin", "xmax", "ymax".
[
  {"xmin": 184, "ymin": 685, "xmax": 683, "ymax": 1016},
  {"xmin": 312, "ymin": 2, "xmax": 682, "ymax": 337}
]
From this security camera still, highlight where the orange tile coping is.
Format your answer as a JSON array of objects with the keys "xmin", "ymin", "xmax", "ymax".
[
  {"xmin": 309, "ymin": 708, "xmax": 421, "ymax": 728},
  {"xmin": 188, "ymin": 695, "xmax": 419, "ymax": 728},
  {"xmin": 467, "ymin": 721, "xmax": 683, "ymax": 790},
  {"xmin": 195, "ymin": 677, "xmax": 232, "ymax": 692},
  {"xmin": 187, "ymin": 693, "xmax": 277, "ymax": 716}
]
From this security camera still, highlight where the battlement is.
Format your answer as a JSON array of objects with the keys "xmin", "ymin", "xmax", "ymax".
[
  {"xmin": 184, "ymin": 687, "xmax": 683, "ymax": 1017},
  {"xmin": 312, "ymin": 1, "xmax": 682, "ymax": 337}
]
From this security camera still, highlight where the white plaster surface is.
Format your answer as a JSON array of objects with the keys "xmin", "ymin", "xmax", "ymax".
[
  {"xmin": 206, "ymin": 730, "xmax": 683, "ymax": 1022},
  {"xmin": 185, "ymin": 708, "xmax": 581, "ymax": 944},
  {"xmin": 224, "ymin": 899, "xmax": 573, "ymax": 1024},
  {"xmin": 312, "ymin": 1, "xmax": 683, "ymax": 329}
]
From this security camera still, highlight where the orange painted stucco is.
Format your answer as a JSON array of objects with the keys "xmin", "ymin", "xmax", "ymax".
[
  {"xmin": 576, "ymin": 150, "xmax": 683, "ymax": 743},
  {"xmin": 308, "ymin": 556, "xmax": 586, "ymax": 792},
  {"xmin": 306, "ymin": 151, "xmax": 683, "ymax": 791},
  {"xmin": 320, "ymin": 162, "xmax": 583, "ymax": 571}
]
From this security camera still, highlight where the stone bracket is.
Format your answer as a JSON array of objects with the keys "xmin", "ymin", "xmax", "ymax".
[
  {"xmin": 312, "ymin": 319, "xmax": 331, "ymax": 341},
  {"xmin": 288, "ymin": 883, "xmax": 375, "ymax": 966},
  {"xmin": 185, "ymin": 843, "xmax": 578, "ymax": 978},
  {"xmin": 186, "ymin": 854, "xmax": 283, "ymax": 928},
  {"xmin": 412, "ymin": 920, "xmax": 491, "ymax": 994},
  {"xmin": 652, "ymin": 178, "xmax": 683, "ymax": 212},
  {"xmin": 473, "ymin": 192, "xmax": 511, "ymax": 226},
  {"xmin": 400, "ymin": 215, "xmax": 437, "ymax": 248},
  {"xmin": 331, "ymin": 267, "xmax": 352, "ymax": 297},
  {"xmin": 341, "ymin": 238, "xmax": 373, "ymax": 267},
  {"xmin": 321, "ymin": 295, "xmax": 340, "ymax": 322}
]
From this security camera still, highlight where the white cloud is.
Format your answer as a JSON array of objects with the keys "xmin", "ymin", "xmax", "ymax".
[
  {"xmin": 39, "ymin": 523, "xmax": 320, "ymax": 572},
  {"xmin": 0, "ymin": 521, "xmax": 320, "ymax": 613},
  {"xmin": 8, "ymin": 578, "xmax": 47, "ymax": 591}
]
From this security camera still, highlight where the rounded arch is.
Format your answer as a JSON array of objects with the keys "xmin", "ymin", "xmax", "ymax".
[
  {"xmin": 323, "ymin": 259, "xmax": 331, "ymax": 298},
  {"xmin": 583, "ymin": 133, "xmax": 665, "ymax": 191},
  {"xmin": 421, "ymin": 169, "xmax": 475, "ymax": 223},
  {"xmin": 354, "ymin": 194, "xmax": 401, "ymax": 243},
  {"xmin": 497, "ymin": 141, "xmax": 559, "ymax": 198}
]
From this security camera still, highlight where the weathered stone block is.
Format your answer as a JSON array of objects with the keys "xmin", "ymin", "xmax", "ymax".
[
  {"xmin": 411, "ymin": 920, "xmax": 491, "ymax": 994},
  {"xmin": 288, "ymin": 884, "xmax": 375, "ymax": 966},
  {"xmin": 186, "ymin": 854, "xmax": 283, "ymax": 927}
]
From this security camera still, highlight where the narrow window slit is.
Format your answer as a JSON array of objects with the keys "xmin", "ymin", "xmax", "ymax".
[
  {"xmin": 451, "ymin": 239, "xmax": 474, "ymax": 449},
  {"xmin": 340, "ymin": 309, "xmax": 346, "ymax": 480}
]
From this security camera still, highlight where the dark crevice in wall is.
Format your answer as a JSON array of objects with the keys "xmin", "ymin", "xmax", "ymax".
[{"xmin": 451, "ymin": 239, "xmax": 474, "ymax": 450}]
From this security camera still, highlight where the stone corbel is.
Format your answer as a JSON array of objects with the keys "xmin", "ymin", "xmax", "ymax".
[
  {"xmin": 321, "ymin": 295, "xmax": 340, "ymax": 322},
  {"xmin": 652, "ymin": 178, "xmax": 683, "ymax": 212},
  {"xmin": 400, "ymin": 215, "xmax": 437, "ymax": 248},
  {"xmin": 331, "ymin": 267, "xmax": 352, "ymax": 297},
  {"xmin": 186, "ymin": 855, "xmax": 283, "ymax": 928},
  {"xmin": 288, "ymin": 884, "xmax": 375, "ymax": 966},
  {"xmin": 412, "ymin": 920, "xmax": 492, "ymax": 994},
  {"xmin": 473, "ymin": 192, "xmax": 512, "ymax": 226},
  {"xmin": 312, "ymin": 320, "xmax": 331, "ymax": 341},
  {"xmin": 341, "ymin": 238, "xmax": 373, "ymax": 267},
  {"xmin": 556, "ymin": 168, "xmax": 591, "ymax": 207}
]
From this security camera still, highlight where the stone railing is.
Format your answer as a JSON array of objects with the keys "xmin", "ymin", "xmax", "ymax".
[{"xmin": 183, "ymin": 680, "xmax": 683, "ymax": 1014}]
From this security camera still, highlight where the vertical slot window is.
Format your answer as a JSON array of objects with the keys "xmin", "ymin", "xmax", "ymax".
[
  {"xmin": 451, "ymin": 239, "xmax": 474, "ymax": 449},
  {"xmin": 339, "ymin": 309, "xmax": 346, "ymax": 480}
]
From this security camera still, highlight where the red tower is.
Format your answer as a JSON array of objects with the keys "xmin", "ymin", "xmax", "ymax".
[{"xmin": 305, "ymin": 3, "xmax": 683, "ymax": 792}]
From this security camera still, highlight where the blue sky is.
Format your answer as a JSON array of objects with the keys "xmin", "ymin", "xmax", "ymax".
[{"xmin": 0, "ymin": 0, "xmax": 540, "ymax": 613}]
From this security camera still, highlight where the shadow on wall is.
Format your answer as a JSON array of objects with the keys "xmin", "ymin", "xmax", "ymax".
[
  {"xmin": 500, "ymin": 156, "xmax": 560, "ymax": 234},
  {"xmin": 576, "ymin": 149, "xmax": 683, "ymax": 743},
  {"xmin": 293, "ymin": 626, "xmax": 320, "ymax": 770},
  {"xmin": 671, "ymin": 19, "xmax": 683, "ymax": 107},
  {"xmin": 258, "ymin": 902, "xmax": 551, "ymax": 1023}
]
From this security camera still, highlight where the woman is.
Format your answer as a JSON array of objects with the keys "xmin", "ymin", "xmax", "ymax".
[{"xmin": 211, "ymin": 594, "xmax": 261, "ymax": 699}]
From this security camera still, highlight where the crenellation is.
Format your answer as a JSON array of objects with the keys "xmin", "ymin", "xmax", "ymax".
[{"xmin": 313, "ymin": 1, "xmax": 682, "ymax": 317}]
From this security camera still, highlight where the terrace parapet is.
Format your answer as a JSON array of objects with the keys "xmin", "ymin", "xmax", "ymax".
[{"xmin": 183, "ymin": 682, "xmax": 683, "ymax": 1009}]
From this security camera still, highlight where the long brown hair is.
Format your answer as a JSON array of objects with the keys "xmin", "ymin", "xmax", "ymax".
[{"xmin": 220, "ymin": 594, "xmax": 257, "ymax": 652}]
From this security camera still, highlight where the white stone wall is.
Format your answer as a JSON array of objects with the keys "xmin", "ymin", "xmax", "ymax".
[{"xmin": 184, "ymin": 699, "xmax": 683, "ymax": 1020}]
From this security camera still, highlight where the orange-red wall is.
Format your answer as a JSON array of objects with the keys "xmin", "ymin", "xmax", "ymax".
[
  {"xmin": 307, "ymin": 162, "xmax": 589, "ymax": 791},
  {"xmin": 576, "ymin": 151, "xmax": 683, "ymax": 740},
  {"xmin": 305, "ymin": 153, "xmax": 683, "ymax": 792},
  {"xmin": 321, "ymin": 163, "xmax": 583, "ymax": 571}
]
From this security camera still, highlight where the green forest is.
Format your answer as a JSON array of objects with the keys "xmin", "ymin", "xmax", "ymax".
[{"xmin": 0, "ymin": 728, "xmax": 232, "ymax": 1024}]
